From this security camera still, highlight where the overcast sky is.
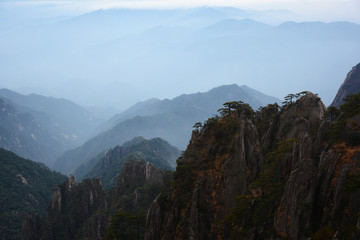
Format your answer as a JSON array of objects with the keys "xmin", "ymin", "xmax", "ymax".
[{"xmin": 1, "ymin": 0, "xmax": 360, "ymax": 23}]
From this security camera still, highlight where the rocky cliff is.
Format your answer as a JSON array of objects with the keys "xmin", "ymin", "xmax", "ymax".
[
  {"xmin": 145, "ymin": 92, "xmax": 360, "ymax": 240},
  {"xmin": 332, "ymin": 62, "xmax": 360, "ymax": 107},
  {"xmin": 24, "ymin": 159, "xmax": 171, "ymax": 240}
]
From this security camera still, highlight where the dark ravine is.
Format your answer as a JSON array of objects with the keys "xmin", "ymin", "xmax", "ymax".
[
  {"xmin": 24, "ymin": 159, "xmax": 171, "ymax": 240},
  {"xmin": 144, "ymin": 92, "xmax": 360, "ymax": 240}
]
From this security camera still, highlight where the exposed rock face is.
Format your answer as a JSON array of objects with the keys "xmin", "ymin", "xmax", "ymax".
[
  {"xmin": 332, "ymin": 62, "xmax": 360, "ymax": 107},
  {"xmin": 116, "ymin": 159, "xmax": 164, "ymax": 194},
  {"xmin": 145, "ymin": 92, "xmax": 360, "ymax": 240},
  {"xmin": 27, "ymin": 159, "xmax": 169, "ymax": 240},
  {"xmin": 33, "ymin": 176, "xmax": 104, "ymax": 240}
]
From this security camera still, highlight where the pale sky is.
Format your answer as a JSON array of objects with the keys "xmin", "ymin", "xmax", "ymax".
[{"xmin": 2, "ymin": 0, "xmax": 360, "ymax": 23}]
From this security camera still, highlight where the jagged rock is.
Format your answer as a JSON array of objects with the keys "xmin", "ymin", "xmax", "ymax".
[
  {"xmin": 30, "ymin": 159, "xmax": 170, "ymax": 240},
  {"xmin": 37, "ymin": 177, "xmax": 104, "ymax": 240},
  {"xmin": 145, "ymin": 91, "xmax": 360, "ymax": 240},
  {"xmin": 116, "ymin": 159, "xmax": 164, "ymax": 195}
]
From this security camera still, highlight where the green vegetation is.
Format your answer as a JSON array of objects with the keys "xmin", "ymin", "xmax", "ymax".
[
  {"xmin": 345, "ymin": 173, "xmax": 360, "ymax": 193},
  {"xmin": 218, "ymin": 101, "xmax": 254, "ymax": 118},
  {"xmin": 76, "ymin": 137, "xmax": 180, "ymax": 190},
  {"xmin": 328, "ymin": 93, "xmax": 360, "ymax": 145},
  {"xmin": 0, "ymin": 148, "xmax": 67, "ymax": 240},
  {"xmin": 282, "ymin": 91, "xmax": 309, "ymax": 106},
  {"xmin": 105, "ymin": 211, "xmax": 145, "ymax": 240}
]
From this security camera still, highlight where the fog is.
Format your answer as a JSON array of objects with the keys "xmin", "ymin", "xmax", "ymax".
[{"xmin": 1, "ymin": 1, "xmax": 360, "ymax": 111}]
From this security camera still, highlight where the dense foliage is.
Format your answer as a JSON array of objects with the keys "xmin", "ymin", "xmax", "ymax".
[
  {"xmin": 105, "ymin": 211, "xmax": 145, "ymax": 240},
  {"xmin": 0, "ymin": 149, "xmax": 67, "ymax": 240},
  {"xmin": 327, "ymin": 93, "xmax": 360, "ymax": 145}
]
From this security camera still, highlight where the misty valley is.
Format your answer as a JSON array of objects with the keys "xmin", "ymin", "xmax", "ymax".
[{"xmin": 1, "ymin": 3, "xmax": 360, "ymax": 240}]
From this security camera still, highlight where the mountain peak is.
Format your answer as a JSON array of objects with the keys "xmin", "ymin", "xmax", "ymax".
[{"xmin": 331, "ymin": 62, "xmax": 360, "ymax": 107}]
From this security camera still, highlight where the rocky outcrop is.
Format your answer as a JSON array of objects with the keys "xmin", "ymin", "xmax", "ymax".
[
  {"xmin": 26, "ymin": 159, "xmax": 170, "ymax": 240},
  {"xmin": 145, "ymin": 92, "xmax": 360, "ymax": 240},
  {"xmin": 116, "ymin": 159, "xmax": 165, "ymax": 194},
  {"xmin": 38, "ymin": 175, "xmax": 104, "ymax": 240},
  {"xmin": 332, "ymin": 62, "xmax": 360, "ymax": 107}
]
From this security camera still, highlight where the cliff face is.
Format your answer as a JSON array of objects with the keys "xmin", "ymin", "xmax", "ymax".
[
  {"xmin": 37, "ymin": 175, "xmax": 104, "ymax": 240},
  {"xmin": 332, "ymin": 63, "xmax": 360, "ymax": 107},
  {"xmin": 145, "ymin": 92, "xmax": 360, "ymax": 240},
  {"xmin": 25, "ymin": 159, "xmax": 170, "ymax": 240}
]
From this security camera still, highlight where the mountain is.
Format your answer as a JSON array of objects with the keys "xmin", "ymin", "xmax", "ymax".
[
  {"xmin": 0, "ymin": 88, "xmax": 102, "ymax": 145},
  {"xmin": 144, "ymin": 92, "xmax": 360, "ymax": 239},
  {"xmin": 73, "ymin": 136, "xmax": 180, "ymax": 190},
  {"xmin": 23, "ymin": 90, "xmax": 360, "ymax": 240},
  {"xmin": 0, "ymin": 149, "xmax": 67, "ymax": 240},
  {"xmin": 0, "ymin": 89, "xmax": 102, "ymax": 166},
  {"xmin": 54, "ymin": 84, "xmax": 280, "ymax": 174},
  {"xmin": 192, "ymin": 18, "xmax": 272, "ymax": 39},
  {"xmin": 0, "ymin": 98, "xmax": 71, "ymax": 166},
  {"xmin": 331, "ymin": 63, "xmax": 360, "ymax": 107},
  {"xmin": 2, "ymin": 7, "xmax": 360, "ymax": 108},
  {"xmin": 99, "ymin": 84, "xmax": 279, "ymax": 133},
  {"xmin": 23, "ymin": 160, "xmax": 172, "ymax": 240}
]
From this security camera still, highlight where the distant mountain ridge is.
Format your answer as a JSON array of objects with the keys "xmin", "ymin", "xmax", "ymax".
[
  {"xmin": 54, "ymin": 84, "xmax": 280, "ymax": 174},
  {"xmin": 98, "ymin": 84, "xmax": 280, "ymax": 133},
  {"xmin": 0, "ymin": 89, "xmax": 102, "ymax": 166},
  {"xmin": 0, "ymin": 88, "xmax": 102, "ymax": 145},
  {"xmin": 2, "ymin": 7, "xmax": 359, "ymax": 107}
]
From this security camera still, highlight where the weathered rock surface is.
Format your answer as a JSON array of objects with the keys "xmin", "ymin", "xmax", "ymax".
[
  {"xmin": 26, "ymin": 159, "xmax": 169, "ymax": 240},
  {"xmin": 145, "ymin": 92, "xmax": 360, "ymax": 240},
  {"xmin": 38, "ymin": 175, "xmax": 104, "ymax": 240}
]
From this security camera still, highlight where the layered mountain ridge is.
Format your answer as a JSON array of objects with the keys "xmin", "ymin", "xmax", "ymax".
[
  {"xmin": 0, "ymin": 89, "xmax": 102, "ymax": 166},
  {"xmin": 54, "ymin": 84, "xmax": 280, "ymax": 174}
]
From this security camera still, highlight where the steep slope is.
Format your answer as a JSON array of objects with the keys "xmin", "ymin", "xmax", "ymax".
[
  {"xmin": 97, "ymin": 84, "xmax": 279, "ymax": 134},
  {"xmin": 0, "ymin": 98, "xmax": 76, "ymax": 166},
  {"xmin": 55, "ymin": 84, "xmax": 280, "ymax": 174},
  {"xmin": 0, "ymin": 149, "xmax": 67, "ymax": 240},
  {"xmin": 73, "ymin": 137, "xmax": 180, "ymax": 190},
  {"xmin": 0, "ymin": 88, "xmax": 102, "ymax": 145},
  {"xmin": 332, "ymin": 62, "xmax": 360, "ymax": 107},
  {"xmin": 145, "ymin": 92, "xmax": 360, "ymax": 239},
  {"xmin": 24, "ymin": 160, "xmax": 172, "ymax": 240}
]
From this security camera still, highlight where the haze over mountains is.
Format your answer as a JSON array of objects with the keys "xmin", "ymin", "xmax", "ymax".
[
  {"xmin": 0, "ymin": 89, "xmax": 102, "ymax": 166},
  {"xmin": 54, "ymin": 84, "xmax": 280, "ymax": 174},
  {"xmin": 1, "ymin": 1, "xmax": 360, "ymax": 239},
  {"xmin": 1, "ymin": 7, "xmax": 359, "ymax": 110}
]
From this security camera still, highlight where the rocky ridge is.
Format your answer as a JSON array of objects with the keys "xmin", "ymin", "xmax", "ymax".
[
  {"xmin": 145, "ymin": 92, "xmax": 360, "ymax": 240},
  {"xmin": 24, "ymin": 159, "xmax": 171, "ymax": 240}
]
